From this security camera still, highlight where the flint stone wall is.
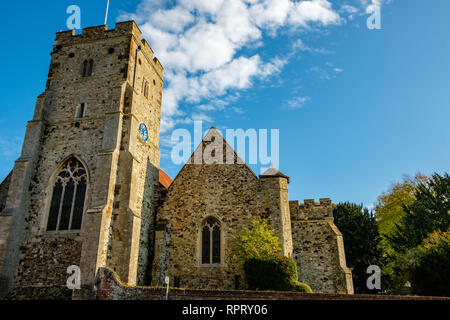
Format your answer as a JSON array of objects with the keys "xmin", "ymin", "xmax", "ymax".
[
  {"xmin": 290, "ymin": 200, "xmax": 353, "ymax": 294},
  {"xmin": 151, "ymin": 162, "xmax": 265, "ymax": 290}
]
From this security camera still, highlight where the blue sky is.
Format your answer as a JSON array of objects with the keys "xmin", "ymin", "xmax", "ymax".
[{"xmin": 0, "ymin": 0, "xmax": 449, "ymax": 209}]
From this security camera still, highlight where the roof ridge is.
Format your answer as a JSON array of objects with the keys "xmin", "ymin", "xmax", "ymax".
[{"xmin": 167, "ymin": 126, "xmax": 259, "ymax": 186}]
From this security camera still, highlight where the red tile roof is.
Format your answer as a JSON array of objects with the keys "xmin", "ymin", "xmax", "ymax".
[{"xmin": 158, "ymin": 169, "xmax": 173, "ymax": 189}]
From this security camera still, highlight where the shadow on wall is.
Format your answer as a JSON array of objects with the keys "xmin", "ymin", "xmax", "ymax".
[
  {"xmin": 0, "ymin": 171, "xmax": 12, "ymax": 213},
  {"xmin": 137, "ymin": 159, "xmax": 159, "ymax": 286}
]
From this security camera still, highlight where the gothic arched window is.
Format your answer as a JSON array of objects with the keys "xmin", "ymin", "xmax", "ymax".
[
  {"xmin": 201, "ymin": 217, "xmax": 221, "ymax": 264},
  {"xmin": 46, "ymin": 158, "xmax": 87, "ymax": 231}
]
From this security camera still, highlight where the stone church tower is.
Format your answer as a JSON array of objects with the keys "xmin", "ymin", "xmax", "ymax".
[{"xmin": 0, "ymin": 21, "xmax": 163, "ymax": 298}]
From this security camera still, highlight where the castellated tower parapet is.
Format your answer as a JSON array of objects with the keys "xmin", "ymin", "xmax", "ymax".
[
  {"xmin": 289, "ymin": 198, "xmax": 333, "ymax": 220},
  {"xmin": 53, "ymin": 21, "xmax": 162, "ymax": 78},
  {"xmin": 289, "ymin": 198, "xmax": 353, "ymax": 294}
]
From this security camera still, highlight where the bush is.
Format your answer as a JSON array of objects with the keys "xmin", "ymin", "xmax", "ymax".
[
  {"xmin": 235, "ymin": 217, "xmax": 313, "ymax": 293},
  {"xmin": 233, "ymin": 216, "xmax": 281, "ymax": 261},
  {"xmin": 244, "ymin": 256, "xmax": 300, "ymax": 292}
]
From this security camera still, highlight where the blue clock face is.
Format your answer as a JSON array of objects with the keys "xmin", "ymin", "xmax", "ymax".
[{"xmin": 140, "ymin": 123, "xmax": 149, "ymax": 142}]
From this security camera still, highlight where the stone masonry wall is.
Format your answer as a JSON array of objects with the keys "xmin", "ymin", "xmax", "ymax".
[
  {"xmin": 104, "ymin": 22, "xmax": 162, "ymax": 286},
  {"xmin": 6, "ymin": 21, "xmax": 163, "ymax": 291},
  {"xmin": 11, "ymin": 23, "xmax": 136, "ymax": 287},
  {"xmin": 152, "ymin": 129, "xmax": 266, "ymax": 290},
  {"xmin": 0, "ymin": 172, "xmax": 12, "ymax": 280},
  {"xmin": 290, "ymin": 199, "xmax": 353, "ymax": 294},
  {"xmin": 14, "ymin": 121, "xmax": 104, "ymax": 286},
  {"xmin": 260, "ymin": 176, "xmax": 293, "ymax": 257},
  {"xmin": 151, "ymin": 129, "xmax": 352, "ymax": 294},
  {"xmin": 0, "ymin": 171, "xmax": 11, "ymax": 213},
  {"xmin": 0, "ymin": 215, "xmax": 12, "ymax": 280}
]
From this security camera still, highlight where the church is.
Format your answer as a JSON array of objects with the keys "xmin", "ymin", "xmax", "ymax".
[{"xmin": 0, "ymin": 21, "xmax": 353, "ymax": 299}]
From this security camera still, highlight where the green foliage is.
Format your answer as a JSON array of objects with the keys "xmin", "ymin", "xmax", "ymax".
[
  {"xmin": 243, "ymin": 256, "xmax": 301, "ymax": 292},
  {"xmin": 376, "ymin": 244, "xmax": 410, "ymax": 295},
  {"xmin": 291, "ymin": 281, "xmax": 313, "ymax": 293},
  {"xmin": 388, "ymin": 173, "xmax": 450, "ymax": 253},
  {"xmin": 405, "ymin": 230, "xmax": 450, "ymax": 296},
  {"xmin": 233, "ymin": 216, "xmax": 281, "ymax": 261},
  {"xmin": 374, "ymin": 172, "xmax": 450, "ymax": 295},
  {"xmin": 373, "ymin": 174, "xmax": 427, "ymax": 294},
  {"xmin": 235, "ymin": 217, "xmax": 313, "ymax": 293},
  {"xmin": 333, "ymin": 202, "xmax": 383, "ymax": 294},
  {"xmin": 375, "ymin": 174, "xmax": 427, "ymax": 237}
]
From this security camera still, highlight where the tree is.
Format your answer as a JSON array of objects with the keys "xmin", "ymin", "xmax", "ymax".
[
  {"xmin": 233, "ymin": 216, "xmax": 281, "ymax": 261},
  {"xmin": 333, "ymin": 203, "xmax": 383, "ymax": 293},
  {"xmin": 375, "ymin": 174, "xmax": 427, "ymax": 238},
  {"xmin": 389, "ymin": 173, "xmax": 450, "ymax": 253},
  {"xmin": 374, "ymin": 174, "xmax": 427, "ymax": 294},
  {"xmin": 406, "ymin": 230, "xmax": 450, "ymax": 296},
  {"xmin": 377, "ymin": 172, "xmax": 450, "ymax": 294}
]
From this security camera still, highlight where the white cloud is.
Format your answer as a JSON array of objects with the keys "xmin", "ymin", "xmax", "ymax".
[
  {"xmin": 308, "ymin": 61, "xmax": 343, "ymax": 80},
  {"xmin": 365, "ymin": 0, "xmax": 383, "ymax": 14},
  {"xmin": 250, "ymin": 0, "xmax": 292, "ymax": 30},
  {"xmin": 151, "ymin": 7, "xmax": 195, "ymax": 33},
  {"xmin": 340, "ymin": 4, "xmax": 359, "ymax": 20},
  {"xmin": 191, "ymin": 113, "xmax": 214, "ymax": 123},
  {"xmin": 338, "ymin": 0, "xmax": 391, "ymax": 21},
  {"xmin": 286, "ymin": 96, "xmax": 310, "ymax": 110},
  {"xmin": 292, "ymin": 39, "xmax": 310, "ymax": 52},
  {"xmin": 119, "ymin": 0, "xmax": 344, "ymax": 132},
  {"xmin": 341, "ymin": 4, "xmax": 359, "ymax": 13},
  {"xmin": 195, "ymin": 104, "xmax": 217, "ymax": 112},
  {"xmin": 288, "ymin": 0, "xmax": 341, "ymax": 27},
  {"xmin": 291, "ymin": 39, "xmax": 334, "ymax": 55}
]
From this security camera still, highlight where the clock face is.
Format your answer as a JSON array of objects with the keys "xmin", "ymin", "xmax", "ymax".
[{"xmin": 140, "ymin": 123, "xmax": 149, "ymax": 142}]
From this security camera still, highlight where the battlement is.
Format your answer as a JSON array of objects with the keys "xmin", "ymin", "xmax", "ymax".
[
  {"xmin": 289, "ymin": 198, "xmax": 333, "ymax": 220},
  {"xmin": 53, "ymin": 21, "xmax": 163, "ymax": 76},
  {"xmin": 55, "ymin": 21, "xmax": 141, "ymax": 43}
]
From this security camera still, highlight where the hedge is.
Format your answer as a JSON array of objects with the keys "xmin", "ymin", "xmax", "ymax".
[{"xmin": 243, "ymin": 256, "xmax": 312, "ymax": 292}]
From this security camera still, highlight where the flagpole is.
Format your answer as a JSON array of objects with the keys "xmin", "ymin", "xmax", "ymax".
[{"xmin": 104, "ymin": 0, "xmax": 110, "ymax": 25}]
